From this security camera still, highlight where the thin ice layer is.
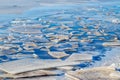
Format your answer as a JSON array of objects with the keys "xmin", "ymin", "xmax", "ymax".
[
  {"xmin": 65, "ymin": 53, "xmax": 93, "ymax": 61},
  {"xmin": 0, "ymin": 58, "xmax": 80, "ymax": 74},
  {"xmin": 65, "ymin": 66, "xmax": 120, "ymax": 80},
  {"xmin": 0, "ymin": 70, "xmax": 60, "ymax": 78},
  {"xmin": 91, "ymin": 47, "xmax": 120, "ymax": 68}
]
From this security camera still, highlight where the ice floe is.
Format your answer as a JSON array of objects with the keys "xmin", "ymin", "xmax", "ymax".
[
  {"xmin": 48, "ymin": 51, "xmax": 69, "ymax": 59},
  {"xmin": 0, "ymin": 1, "xmax": 120, "ymax": 79},
  {"xmin": 0, "ymin": 70, "xmax": 59, "ymax": 78},
  {"xmin": 102, "ymin": 41, "xmax": 120, "ymax": 46},
  {"xmin": 65, "ymin": 66, "xmax": 120, "ymax": 80},
  {"xmin": 0, "ymin": 58, "xmax": 80, "ymax": 74},
  {"xmin": 66, "ymin": 53, "xmax": 93, "ymax": 61}
]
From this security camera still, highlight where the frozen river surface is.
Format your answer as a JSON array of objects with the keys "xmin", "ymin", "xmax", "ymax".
[{"xmin": 0, "ymin": 0, "xmax": 120, "ymax": 80}]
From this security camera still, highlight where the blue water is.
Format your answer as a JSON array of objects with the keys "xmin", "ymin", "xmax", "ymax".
[{"xmin": 0, "ymin": 1, "xmax": 120, "ymax": 69}]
